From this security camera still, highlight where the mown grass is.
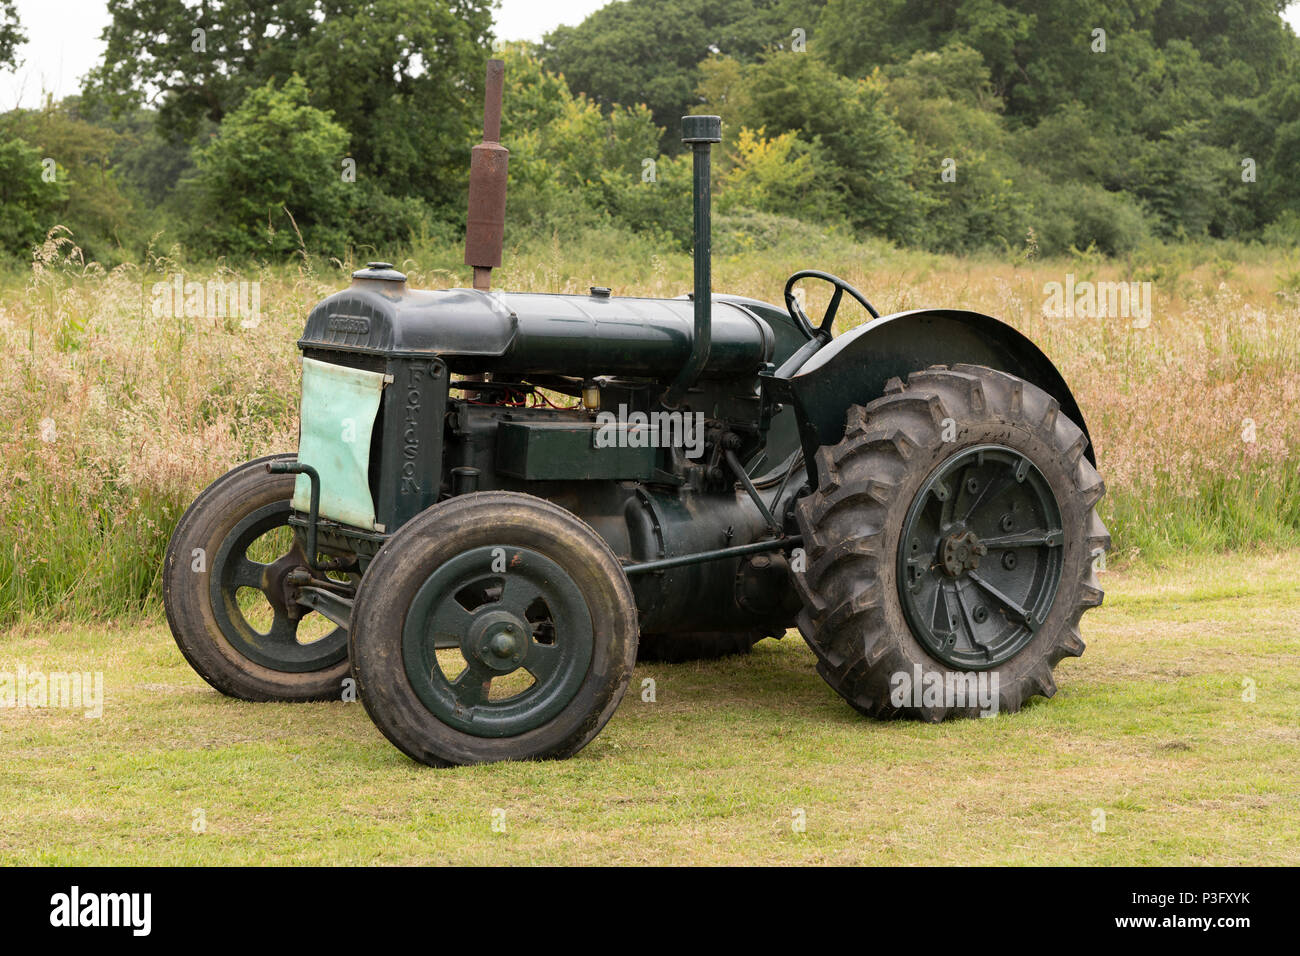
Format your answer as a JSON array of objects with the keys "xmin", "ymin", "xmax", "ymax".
[
  {"xmin": 0, "ymin": 551, "xmax": 1296, "ymax": 865},
  {"xmin": 2, "ymin": 226, "xmax": 1298, "ymax": 624}
]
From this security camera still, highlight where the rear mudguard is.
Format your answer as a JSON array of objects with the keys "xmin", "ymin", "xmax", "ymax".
[{"xmin": 769, "ymin": 308, "xmax": 1095, "ymax": 489}]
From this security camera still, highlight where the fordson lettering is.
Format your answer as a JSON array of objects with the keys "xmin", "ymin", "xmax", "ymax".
[
  {"xmin": 401, "ymin": 364, "xmax": 423, "ymax": 495},
  {"xmin": 326, "ymin": 314, "xmax": 371, "ymax": 335}
]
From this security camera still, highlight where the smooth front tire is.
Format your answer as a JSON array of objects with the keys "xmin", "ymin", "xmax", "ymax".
[
  {"xmin": 349, "ymin": 492, "xmax": 639, "ymax": 767},
  {"xmin": 163, "ymin": 454, "xmax": 354, "ymax": 702}
]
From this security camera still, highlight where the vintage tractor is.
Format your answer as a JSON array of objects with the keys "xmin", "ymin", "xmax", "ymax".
[{"xmin": 164, "ymin": 61, "xmax": 1109, "ymax": 767}]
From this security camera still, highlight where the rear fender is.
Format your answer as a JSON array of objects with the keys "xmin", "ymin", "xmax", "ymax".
[{"xmin": 770, "ymin": 308, "xmax": 1095, "ymax": 488}]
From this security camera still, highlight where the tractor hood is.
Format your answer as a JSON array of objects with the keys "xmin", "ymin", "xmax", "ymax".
[{"xmin": 298, "ymin": 264, "xmax": 776, "ymax": 380}]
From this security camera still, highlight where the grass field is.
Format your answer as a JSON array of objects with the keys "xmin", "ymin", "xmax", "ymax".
[
  {"xmin": 3, "ymin": 230, "xmax": 1299, "ymax": 623},
  {"xmin": 2, "ymin": 549, "xmax": 1296, "ymax": 866}
]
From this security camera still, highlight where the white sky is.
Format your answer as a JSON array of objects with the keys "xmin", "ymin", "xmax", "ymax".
[{"xmin": 0, "ymin": 0, "xmax": 1296, "ymax": 110}]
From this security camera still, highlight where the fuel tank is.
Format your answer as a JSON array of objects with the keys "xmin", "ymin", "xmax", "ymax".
[{"xmin": 298, "ymin": 265, "xmax": 776, "ymax": 379}]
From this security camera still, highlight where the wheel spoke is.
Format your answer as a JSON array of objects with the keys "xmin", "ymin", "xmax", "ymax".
[
  {"xmin": 523, "ymin": 640, "xmax": 562, "ymax": 681},
  {"xmin": 265, "ymin": 608, "xmax": 300, "ymax": 645},
  {"xmin": 936, "ymin": 583, "xmax": 962, "ymax": 651},
  {"xmin": 930, "ymin": 479, "xmax": 955, "ymax": 528},
  {"xmin": 232, "ymin": 556, "xmax": 268, "ymax": 589},
  {"xmin": 980, "ymin": 528, "xmax": 1063, "ymax": 549},
  {"xmin": 968, "ymin": 570, "xmax": 1038, "ymax": 632},
  {"xmin": 450, "ymin": 664, "xmax": 492, "ymax": 709},
  {"xmin": 499, "ymin": 575, "xmax": 545, "ymax": 617},
  {"xmin": 952, "ymin": 582, "xmax": 991, "ymax": 655},
  {"xmin": 428, "ymin": 600, "xmax": 474, "ymax": 647}
]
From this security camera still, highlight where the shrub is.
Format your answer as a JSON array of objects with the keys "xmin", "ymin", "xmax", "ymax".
[
  {"xmin": 1028, "ymin": 181, "xmax": 1153, "ymax": 257},
  {"xmin": 717, "ymin": 127, "xmax": 844, "ymax": 224},
  {"xmin": 0, "ymin": 135, "xmax": 68, "ymax": 258},
  {"xmin": 183, "ymin": 75, "xmax": 352, "ymax": 258}
]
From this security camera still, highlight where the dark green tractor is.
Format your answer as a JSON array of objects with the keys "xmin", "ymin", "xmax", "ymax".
[{"xmin": 163, "ymin": 62, "xmax": 1109, "ymax": 767}]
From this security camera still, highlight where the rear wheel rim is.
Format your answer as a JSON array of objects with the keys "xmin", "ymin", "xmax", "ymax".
[
  {"xmin": 401, "ymin": 546, "xmax": 594, "ymax": 738},
  {"xmin": 897, "ymin": 444, "xmax": 1064, "ymax": 670}
]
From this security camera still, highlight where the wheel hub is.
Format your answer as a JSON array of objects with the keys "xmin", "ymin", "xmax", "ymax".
[
  {"xmin": 264, "ymin": 545, "xmax": 311, "ymax": 621},
  {"xmin": 897, "ymin": 444, "xmax": 1065, "ymax": 670},
  {"xmin": 939, "ymin": 530, "xmax": 987, "ymax": 577},
  {"xmin": 468, "ymin": 610, "xmax": 529, "ymax": 672},
  {"xmin": 402, "ymin": 545, "xmax": 595, "ymax": 737}
]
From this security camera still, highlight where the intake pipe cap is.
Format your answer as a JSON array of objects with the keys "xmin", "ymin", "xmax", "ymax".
[{"xmin": 681, "ymin": 114, "xmax": 722, "ymax": 144}]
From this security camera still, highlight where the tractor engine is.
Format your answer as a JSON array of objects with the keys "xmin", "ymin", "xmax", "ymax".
[{"xmin": 291, "ymin": 271, "xmax": 807, "ymax": 641}]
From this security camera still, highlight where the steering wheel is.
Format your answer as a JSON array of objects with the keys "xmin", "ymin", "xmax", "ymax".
[{"xmin": 783, "ymin": 270, "xmax": 881, "ymax": 342}]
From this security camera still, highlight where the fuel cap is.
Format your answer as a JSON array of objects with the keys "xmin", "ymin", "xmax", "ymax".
[{"xmin": 351, "ymin": 261, "xmax": 407, "ymax": 282}]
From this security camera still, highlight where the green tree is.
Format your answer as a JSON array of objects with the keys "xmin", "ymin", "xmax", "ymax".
[
  {"xmin": 1010, "ymin": 102, "xmax": 1130, "ymax": 189},
  {"xmin": 183, "ymin": 75, "xmax": 353, "ymax": 257},
  {"xmin": 717, "ymin": 126, "xmax": 844, "ymax": 223},
  {"xmin": 542, "ymin": 0, "xmax": 826, "ymax": 149},
  {"xmin": 700, "ymin": 52, "xmax": 922, "ymax": 241},
  {"xmin": 494, "ymin": 45, "xmax": 688, "ymax": 244},
  {"xmin": 0, "ymin": 0, "xmax": 23, "ymax": 71},
  {"xmin": 818, "ymin": 0, "xmax": 1293, "ymax": 125},
  {"xmin": 1130, "ymin": 120, "xmax": 1250, "ymax": 239},
  {"xmin": 0, "ymin": 134, "xmax": 67, "ymax": 258},
  {"xmin": 1027, "ymin": 180, "xmax": 1151, "ymax": 256},
  {"xmin": 0, "ymin": 102, "xmax": 140, "ymax": 261},
  {"xmin": 72, "ymin": 98, "xmax": 199, "ymax": 210},
  {"xmin": 881, "ymin": 45, "xmax": 1027, "ymax": 252},
  {"xmin": 86, "ymin": 0, "xmax": 494, "ymax": 215}
]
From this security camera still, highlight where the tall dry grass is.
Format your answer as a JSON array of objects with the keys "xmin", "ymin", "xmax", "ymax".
[{"xmin": 2, "ymin": 226, "xmax": 1297, "ymax": 624}]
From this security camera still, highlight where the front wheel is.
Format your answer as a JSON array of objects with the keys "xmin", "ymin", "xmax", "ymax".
[
  {"xmin": 794, "ymin": 364, "xmax": 1110, "ymax": 719},
  {"xmin": 349, "ymin": 492, "xmax": 639, "ymax": 767},
  {"xmin": 163, "ymin": 454, "xmax": 355, "ymax": 702}
]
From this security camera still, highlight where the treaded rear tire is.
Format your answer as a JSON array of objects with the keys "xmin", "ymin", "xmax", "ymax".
[{"xmin": 793, "ymin": 364, "xmax": 1110, "ymax": 719}]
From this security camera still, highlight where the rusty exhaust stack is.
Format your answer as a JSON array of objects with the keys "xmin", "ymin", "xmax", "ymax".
[{"xmin": 465, "ymin": 59, "xmax": 508, "ymax": 291}]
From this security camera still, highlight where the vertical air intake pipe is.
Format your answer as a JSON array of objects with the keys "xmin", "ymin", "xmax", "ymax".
[{"xmin": 663, "ymin": 114, "xmax": 722, "ymax": 409}]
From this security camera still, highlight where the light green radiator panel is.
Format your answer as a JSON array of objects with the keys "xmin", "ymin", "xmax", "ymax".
[{"xmin": 293, "ymin": 357, "xmax": 388, "ymax": 531}]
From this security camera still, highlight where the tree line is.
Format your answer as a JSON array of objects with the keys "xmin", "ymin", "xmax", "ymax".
[{"xmin": 0, "ymin": 0, "xmax": 1296, "ymax": 265}]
